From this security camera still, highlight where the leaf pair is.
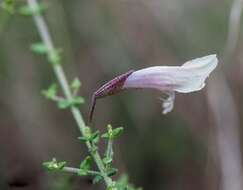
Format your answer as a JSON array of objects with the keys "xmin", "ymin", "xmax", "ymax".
[
  {"xmin": 42, "ymin": 81, "xmax": 84, "ymax": 109},
  {"xmin": 102, "ymin": 124, "xmax": 124, "ymax": 140}
]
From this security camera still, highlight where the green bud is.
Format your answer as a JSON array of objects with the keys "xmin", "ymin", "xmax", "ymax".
[
  {"xmin": 84, "ymin": 127, "xmax": 92, "ymax": 138},
  {"xmin": 71, "ymin": 78, "xmax": 81, "ymax": 91},
  {"xmin": 43, "ymin": 158, "xmax": 66, "ymax": 171}
]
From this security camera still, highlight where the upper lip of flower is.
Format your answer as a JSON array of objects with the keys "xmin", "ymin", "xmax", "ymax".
[
  {"xmin": 89, "ymin": 54, "xmax": 218, "ymax": 122},
  {"xmin": 123, "ymin": 54, "xmax": 218, "ymax": 93}
]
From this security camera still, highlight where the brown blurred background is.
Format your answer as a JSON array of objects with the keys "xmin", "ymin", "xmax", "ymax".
[{"xmin": 1, "ymin": 0, "xmax": 243, "ymax": 189}]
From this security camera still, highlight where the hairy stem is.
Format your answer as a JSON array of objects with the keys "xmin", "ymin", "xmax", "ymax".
[{"xmin": 27, "ymin": 0, "xmax": 113, "ymax": 187}]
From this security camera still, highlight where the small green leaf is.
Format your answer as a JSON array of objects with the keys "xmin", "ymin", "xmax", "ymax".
[
  {"xmin": 56, "ymin": 96, "xmax": 84, "ymax": 109},
  {"xmin": 106, "ymin": 182, "xmax": 117, "ymax": 190},
  {"xmin": 48, "ymin": 48, "xmax": 62, "ymax": 65},
  {"xmin": 101, "ymin": 132, "xmax": 109, "ymax": 139},
  {"xmin": 78, "ymin": 130, "xmax": 99, "ymax": 143},
  {"xmin": 19, "ymin": 5, "xmax": 32, "ymax": 15},
  {"xmin": 71, "ymin": 78, "xmax": 81, "ymax": 91},
  {"xmin": 115, "ymin": 175, "xmax": 142, "ymax": 190},
  {"xmin": 93, "ymin": 175, "xmax": 103, "ymax": 184},
  {"xmin": 31, "ymin": 42, "xmax": 48, "ymax": 55},
  {"xmin": 80, "ymin": 156, "xmax": 92, "ymax": 170},
  {"xmin": 43, "ymin": 158, "xmax": 66, "ymax": 171},
  {"xmin": 90, "ymin": 130, "xmax": 100, "ymax": 144},
  {"xmin": 79, "ymin": 156, "xmax": 92, "ymax": 176},
  {"xmin": 78, "ymin": 136, "xmax": 89, "ymax": 142},
  {"xmin": 1, "ymin": 0, "xmax": 15, "ymax": 13},
  {"xmin": 101, "ymin": 124, "xmax": 113, "ymax": 139},
  {"xmin": 42, "ymin": 83, "xmax": 57, "ymax": 100},
  {"xmin": 107, "ymin": 168, "xmax": 118, "ymax": 177},
  {"xmin": 78, "ymin": 169, "xmax": 88, "ymax": 176},
  {"xmin": 112, "ymin": 127, "xmax": 124, "ymax": 138},
  {"xmin": 57, "ymin": 99, "xmax": 71, "ymax": 109},
  {"xmin": 71, "ymin": 96, "xmax": 85, "ymax": 105},
  {"xmin": 57, "ymin": 162, "xmax": 66, "ymax": 170},
  {"xmin": 91, "ymin": 145, "xmax": 98, "ymax": 153},
  {"xmin": 103, "ymin": 157, "xmax": 112, "ymax": 165},
  {"xmin": 19, "ymin": 3, "xmax": 47, "ymax": 16}
]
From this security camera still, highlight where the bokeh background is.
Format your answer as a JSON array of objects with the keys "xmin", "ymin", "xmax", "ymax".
[{"xmin": 1, "ymin": 0, "xmax": 243, "ymax": 189}]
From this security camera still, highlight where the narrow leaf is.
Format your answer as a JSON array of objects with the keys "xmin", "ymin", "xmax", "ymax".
[
  {"xmin": 93, "ymin": 175, "xmax": 103, "ymax": 184},
  {"xmin": 112, "ymin": 127, "xmax": 124, "ymax": 138},
  {"xmin": 57, "ymin": 99, "xmax": 71, "ymax": 109},
  {"xmin": 31, "ymin": 42, "xmax": 48, "ymax": 54}
]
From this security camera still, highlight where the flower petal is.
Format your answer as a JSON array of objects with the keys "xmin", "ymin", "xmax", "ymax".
[
  {"xmin": 123, "ymin": 54, "xmax": 218, "ymax": 93},
  {"xmin": 174, "ymin": 54, "xmax": 218, "ymax": 93},
  {"xmin": 159, "ymin": 92, "xmax": 175, "ymax": 114}
]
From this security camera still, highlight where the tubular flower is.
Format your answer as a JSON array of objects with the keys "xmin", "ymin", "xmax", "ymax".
[{"xmin": 89, "ymin": 55, "xmax": 218, "ymax": 122}]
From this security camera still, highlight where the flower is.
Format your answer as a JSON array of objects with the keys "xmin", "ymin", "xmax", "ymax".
[
  {"xmin": 123, "ymin": 54, "xmax": 218, "ymax": 114},
  {"xmin": 89, "ymin": 55, "xmax": 218, "ymax": 122},
  {"xmin": 123, "ymin": 54, "xmax": 217, "ymax": 93}
]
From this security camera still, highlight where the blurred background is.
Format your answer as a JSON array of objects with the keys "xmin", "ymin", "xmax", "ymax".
[{"xmin": 1, "ymin": 0, "xmax": 243, "ymax": 189}]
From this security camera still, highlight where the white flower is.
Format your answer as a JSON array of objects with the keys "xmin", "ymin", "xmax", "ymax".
[
  {"xmin": 89, "ymin": 55, "xmax": 218, "ymax": 122},
  {"xmin": 123, "ymin": 54, "xmax": 218, "ymax": 114}
]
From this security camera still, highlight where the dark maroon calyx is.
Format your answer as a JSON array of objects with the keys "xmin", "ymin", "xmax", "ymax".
[
  {"xmin": 89, "ymin": 70, "xmax": 134, "ymax": 123},
  {"xmin": 94, "ymin": 70, "xmax": 134, "ymax": 99}
]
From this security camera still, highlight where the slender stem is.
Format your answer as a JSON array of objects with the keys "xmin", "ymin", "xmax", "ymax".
[
  {"xmin": 27, "ymin": 0, "xmax": 113, "ymax": 187},
  {"xmin": 63, "ymin": 167, "xmax": 101, "ymax": 176},
  {"xmin": 106, "ymin": 139, "xmax": 114, "ymax": 160},
  {"xmin": 51, "ymin": 96, "xmax": 64, "ymax": 102},
  {"xmin": 225, "ymin": 0, "xmax": 243, "ymax": 58}
]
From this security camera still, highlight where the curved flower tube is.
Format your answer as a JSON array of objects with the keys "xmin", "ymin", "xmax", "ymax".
[{"xmin": 89, "ymin": 55, "xmax": 218, "ymax": 122}]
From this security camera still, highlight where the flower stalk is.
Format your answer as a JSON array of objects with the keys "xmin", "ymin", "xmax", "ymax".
[{"xmin": 26, "ymin": 0, "xmax": 113, "ymax": 187}]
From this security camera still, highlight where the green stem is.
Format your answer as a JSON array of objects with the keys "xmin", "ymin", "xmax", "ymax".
[
  {"xmin": 63, "ymin": 167, "xmax": 101, "ymax": 176},
  {"xmin": 27, "ymin": 0, "xmax": 113, "ymax": 187},
  {"xmin": 106, "ymin": 139, "xmax": 114, "ymax": 160}
]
